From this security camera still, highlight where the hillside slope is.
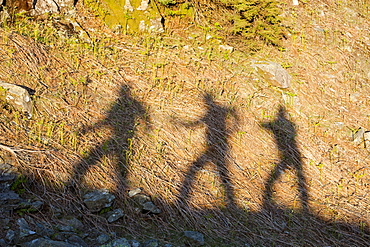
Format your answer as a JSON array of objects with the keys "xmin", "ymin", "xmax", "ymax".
[{"xmin": 0, "ymin": 0, "xmax": 369, "ymax": 246}]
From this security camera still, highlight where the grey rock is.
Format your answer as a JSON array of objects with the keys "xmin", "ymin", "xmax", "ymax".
[
  {"xmin": 17, "ymin": 218, "xmax": 31, "ymax": 230},
  {"xmin": 137, "ymin": 0, "xmax": 149, "ymax": 11},
  {"xmin": 139, "ymin": 18, "xmax": 164, "ymax": 33},
  {"xmin": 251, "ymin": 61, "xmax": 291, "ymax": 88},
  {"xmin": 83, "ymin": 228, "xmax": 100, "ymax": 240},
  {"xmin": 0, "ymin": 191, "xmax": 22, "ymax": 206},
  {"xmin": 17, "ymin": 199, "xmax": 42, "ymax": 211},
  {"xmin": 128, "ymin": 188, "xmax": 142, "ymax": 197},
  {"xmin": 0, "ymin": 81, "xmax": 33, "ymax": 117},
  {"xmin": 30, "ymin": 201, "xmax": 44, "ymax": 211},
  {"xmin": 52, "ymin": 233, "xmax": 67, "ymax": 241},
  {"xmin": 142, "ymin": 201, "xmax": 161, "ymax": 214},
  {"xmin": 0, "ymin": 217, "xmax": 10, "ymax": 229},
  {"xmin": 35, "ymin": 0, "xmax": 59, "ymax": 13},
  {"xmin": 17, "ymin": 218, "xmax": 37, "ymax": 243},
  {"xmin": 5, "ymin": 229, "xmax": 15, "ymax": 243},
  {"xmin": 50, "ymin": 206, "xmax": 63, "ymax": 218},
  {"xmin": 184, "ymin": 231, "xmax": 205, "ymax": 246},
  {"xmin": 129, "ymin": 239, "xmax": 140, "ymax": 247},
  {"xmin": 142, "ymin": 239, "xmax": 159, "ymax": 247},
  {"xmin": 31, "ymin": 0, "xmax": 75, "ymax": 15},
  {"xmin": 0, "ymin": 191, "xmax": 41, "ymax": 214},
  {"xmin": 24, "ymin": 215, "xmax": 36, "ymax": 225},
  {"xmin": 334, "ymin": 122, "xmax": 344, "ymax": 128},
  {"xmin": 83, "ymin": 190, "xmax": 115, "ymax": 213},
  {"xmin": 68, "ymin": 235, "xmax": 88, "ymax": 247},
  {"xmin": 0, "ymin": 239, "xmax": 6, "ymax": 247},
  {"xmin": 0, "ymin": 182, "xmax": 10, "ymax": 192},
  {"xmin": 164, "ymin": 244, "xmax": 173, "ymax": 247},
  {"xmin": 100, "ymin": 238, "xmax": 130, "ymax": 247},
  {"xmin": 105, "ymin": 208, "xmax": 124, "ymax": 223},
  {"xmin": 56, "ymin": 224, "xmax": 75, "ymax": 232},
  {"xmin": 132, "ymin": 194, "xmax": 151, "ymax": 205},
  {"xmin": 53, "ymin": 232, "xmax": 78, "ymax": 241},
  {"xmin": 35, "ymin": 222, "xmax": 54, "ymax": 237},
  {"xmin": 219, "ymin": 44, "xmax": 234, "ymax": 52},
  {"xmin": 96, "ymin": 234, "xmax": 110, "ymax": 244},
  {"xmin": 0, "ymin": 173, "xmax": 17, "ymax": 183},
  {"xmin": 22, "ymin": 238, "xmax": 78, "ymax": 247},
  {"xmin": 124, "ymin": 0, "xmax": 134, "ymax": 11},
  {"xmin": 60, "ymin": 217, "xmax": 84, "ymax": 232},
  {"xmin": 364, "ymin": 131, "xmax": 370, "ymax": 149},
  {"xmin": 130, "ymin": 193, "xmax": 161, "ymax": 214},
  {"xmin": 78, "ymin": 232, "xmax": 89, "ymax": 239},
  {"xmin": 353, "ymin": 127, "xmax": 365, "ymax": 145},
  {"xmin": 149, "ymin": 17, "xmax": 164, "ymax": 33},
  {"xmin": 0, "ymin": 173, "xmax": 17, "ymax": 192}
]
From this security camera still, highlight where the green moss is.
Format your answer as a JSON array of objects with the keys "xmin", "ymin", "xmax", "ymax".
[
  {"xmin": 83, "ymin": 0, "xmax": 164, "ymax": 34},
  {"xmin": 11, "ymin": 175, "xmax": 28, "ymax": 195},
  {"xmin": 99, "ymin": 206, "xmax": 113, "ymax": 214}
]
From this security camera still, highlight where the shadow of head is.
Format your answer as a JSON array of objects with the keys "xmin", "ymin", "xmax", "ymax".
[
  {"xmin": 262, "ymin": 105, "xmax": 297, "ymax": 141},
  {"xmin": 202, "ymin": 92, "xmax": 215, "ymax": 107}
]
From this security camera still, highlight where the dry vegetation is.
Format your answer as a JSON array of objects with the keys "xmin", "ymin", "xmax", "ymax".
[{"xmin": 0, "ymin": 0, "xmax": 369, "ymax": 246}]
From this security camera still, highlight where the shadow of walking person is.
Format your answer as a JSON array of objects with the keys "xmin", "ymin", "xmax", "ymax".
[
  {"xmin": 174, "ymin": 92, "xmax": 239, "ymax": 209},
  {"xmin": 261, "ymin": 105, "xmax": 309, "ymax": 212},
  {"xmin": 67, "ymin": 85, "xmax": 148, "ymax": 195}
]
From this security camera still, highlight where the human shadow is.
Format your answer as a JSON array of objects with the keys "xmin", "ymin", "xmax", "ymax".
[
  {"xmin": 261, "ymin": 105, "xmax": 309, "ymax": 212},
  {"xmin": 169, "ymin": 105, "xmax": 369, "ymax": 246},
  {"xmin": 67, "ymin": 85, "xmax": 147, "ymax": 194},
  {"xmin": 174, "ymin": 92, "xmax": 238, "ymax": 209}
]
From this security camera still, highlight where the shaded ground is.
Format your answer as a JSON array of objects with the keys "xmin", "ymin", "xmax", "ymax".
[
  {"xmin": 166, "ymin": 102, "xmax": 370, "ymax": 246},
  {"xmin": 67, "ymin": 85, "xmax": 147, "ymax": 195}
]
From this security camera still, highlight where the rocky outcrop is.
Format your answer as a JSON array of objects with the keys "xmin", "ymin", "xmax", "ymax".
[
  {"xmin": 0, "ymin": 81, "xmax": 34, "ymax": 118},
  {"xmin": 84, "ymin": 0, "xmax": 164, "ymax": 34},
  {"xmin": 83, "ymin": 190, "xmax": 116, "ymax": 213},
  {"xmin": 0, "ymin": 1, "xmax": 164, "ymax": 35},
  {"xmin": 1, "ymin": 163, "xmax": 208, "ymax": 246},
  {"xmin": 128, "ymin": 188, "xmax": 161, "ymax": 214},
  {"xmin": 251, "ymin": 61, "xmax": 292, "ymax": 88},
  {"xmin": 0, "ymin": 0, "xmax": 75, "ymax": 14},
  {"xmin": 32, "ymin": 0, "xmax": 75, "ymax": 15}
]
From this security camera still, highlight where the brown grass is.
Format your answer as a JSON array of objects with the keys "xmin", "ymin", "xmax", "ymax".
[{"xmin": 0, "ymin": 0, "xmax": 369, "ymax": 246}]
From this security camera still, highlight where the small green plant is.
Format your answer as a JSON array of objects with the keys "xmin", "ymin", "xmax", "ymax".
[
  {"xmin": 11, "ymin": 175, "xmax": 27, "ymax": 194},
  {"xmin": 99, "ymin": 206, "xmax": 113, "ymax": 214},
  {"xmin": 16, "ymin": 200, "xmax": 38, "ymax": 215},
  {"xmin": 221, "ymin": 0, "xmax": 287, "ymax": 46}
]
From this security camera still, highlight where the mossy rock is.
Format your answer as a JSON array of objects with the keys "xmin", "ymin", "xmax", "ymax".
[{"xmin": 84, "ymin": 0, "xmax": 164, "ymax": 34}]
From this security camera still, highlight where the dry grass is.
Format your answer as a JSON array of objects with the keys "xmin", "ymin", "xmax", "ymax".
[{"xmin": 0, "ymin": 0, "xmax": 369, "ymax": 246}]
